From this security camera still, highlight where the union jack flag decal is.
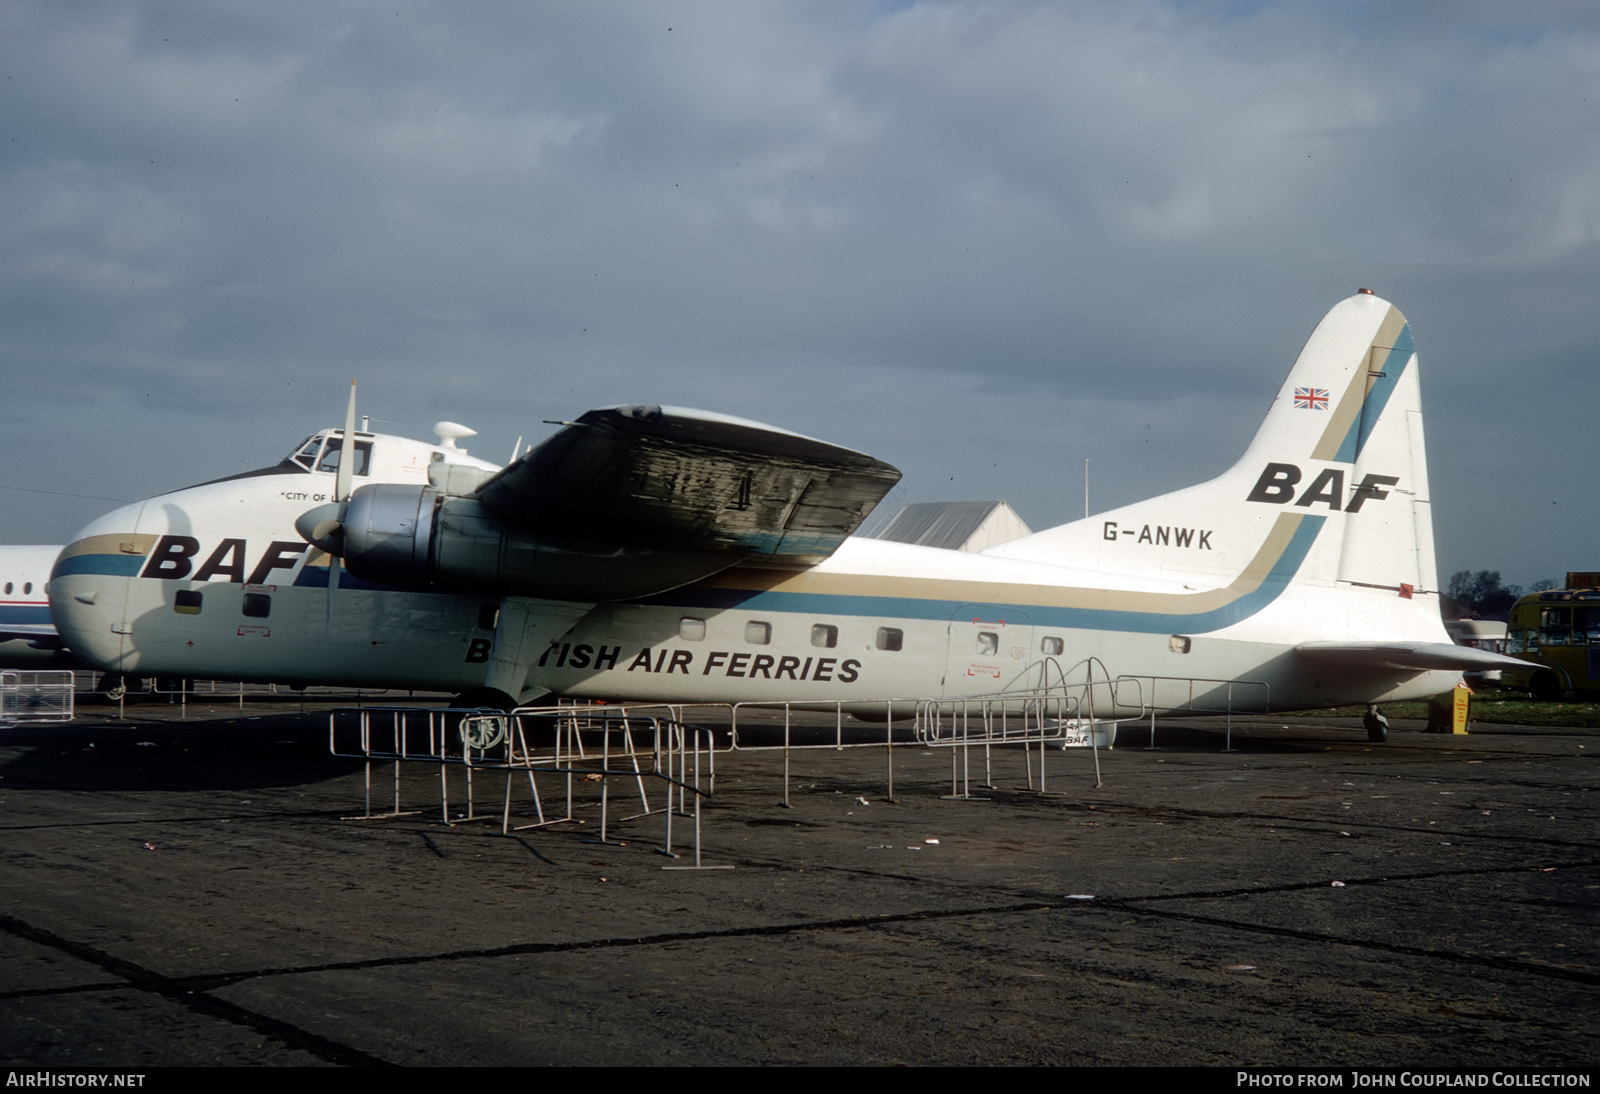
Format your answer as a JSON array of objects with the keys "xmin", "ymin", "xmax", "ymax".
[{"xmin": 1294, "ymin": 386, "xmax": 1329, "ymax": 410}]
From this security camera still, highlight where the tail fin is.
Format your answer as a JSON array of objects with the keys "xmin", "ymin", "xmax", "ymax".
[{"xmin": 987, "ymin": 291, "xmax": 1438, "ymax": 607}]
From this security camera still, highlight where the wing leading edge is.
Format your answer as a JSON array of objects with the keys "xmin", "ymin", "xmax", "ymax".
[{"xmin": 0, "ymin": 623, "xmax": 59, "ymax": 643}]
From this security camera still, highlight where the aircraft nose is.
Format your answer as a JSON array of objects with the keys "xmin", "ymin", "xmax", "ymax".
[{"xmin": 47, "ymin": 536, "xmax": 134, "ymax": 672}]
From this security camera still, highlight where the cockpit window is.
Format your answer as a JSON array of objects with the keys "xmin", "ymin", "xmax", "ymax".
[
  {"xmin": 288, "ymin": 434, "xmax": 373, "ymax": 476},
  {"xmin": 289, "ymin": 437, "xmax": 322, "ymax": 472},
  {"xmin": 315, "ymin": 439, "xmax": 373, "ymax": 477}
]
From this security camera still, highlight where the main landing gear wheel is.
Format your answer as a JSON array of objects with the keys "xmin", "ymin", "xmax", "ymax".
[
  {"xmin": 450, "ymin": 688, "xmax": 517, "ymax": 751},
  {"xmin": 450, "ymin": 687, "xmax": 518, "ymax": 713},
  {"xmin": 1363, "ymin": 706, "xmax": 1389, "ymax": 743},
  {"xmin": 460, "ymin": 715, "xmax": 508, "ymax": 750},
  {"xmin": 1529, "ymin": 671, "xmax": 1562, "ymax": 702}
]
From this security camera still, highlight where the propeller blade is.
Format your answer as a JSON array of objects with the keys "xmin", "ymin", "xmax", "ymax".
[
  {"xmin": 327, "ymin": 380, "xmax": 357, "ymax": 632},
  {"xmin": 335, "ymin": 380, "xmax": 357, "ymax": 507}
]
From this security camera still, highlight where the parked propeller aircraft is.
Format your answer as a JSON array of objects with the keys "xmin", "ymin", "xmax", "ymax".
[
  {"xmin": 0, "ymin": 545, "xmax": 80, "ymax": 669},
  {"xmin": 48, "ymin": 292, "xmax": 1523, "ymax": 741}
]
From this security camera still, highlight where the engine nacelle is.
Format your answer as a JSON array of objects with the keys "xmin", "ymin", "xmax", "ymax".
[
  {"xmin": 336, "ymin": 483, "xmax": 731, "ymax": 601},
  {"xmin": 338, "ymin": 483, "xmax": 440, "ymax": 588}
]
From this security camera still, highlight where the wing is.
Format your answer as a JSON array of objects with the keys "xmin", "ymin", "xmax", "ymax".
[
  {"xmin": 317, "ymin": 405, "xmax": 903, "ymax": 603},
  {"xmin": 1295, "ymin": 641, "xmax": 1531, "ymax": 673},
  {"xmin": 0, "ymin": 622, "xmax": 60, "ymax": 644},
  {"xmin": 476, "ymin": 404, "xmax": 901, "ymax": 567}
]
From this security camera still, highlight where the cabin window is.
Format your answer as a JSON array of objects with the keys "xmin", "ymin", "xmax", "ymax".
[
  {"xmin": 811, "ymin": 624, "xmax": 838, "ymax": 649},
  {"xmin": 242, "ymin": 593, "xmax": 271, "ymax": 618},
  {"xmin": 22, "ymin": 583, "xmax": 31, "ymax": 594},
  {"xmin": 977, "ymin": 631, "xmax": 999, "ymax": 655},
  {"xmin": 1169, "ymin": 635, "xmax": 1192, "ymax": 654},
  {"xmin": 745, "ymin": 621, "xmax": 771, "ymax": 645},
  {"xmin": 2, "ymin": 583, "xmax": 10, "ymax": 595},
  {"xmin": 679, "ymin": 617, "xmax": 706, "ymax": 641},
  {"xmin": 875, "ymin": 627, "xmax": 903, "ymax": 652},
  {"xmin": 174, "ymin": 590, "xmax": 203, "ymax": 616},
  {"xmin": 1040, "ymin": 636, "xmax": 1063, "ymax": 656}
]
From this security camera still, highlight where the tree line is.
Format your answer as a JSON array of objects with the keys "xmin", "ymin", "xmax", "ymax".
[{"xmin": 1442, "ymin": 570, "xmax": 1555, "ymax": 618}]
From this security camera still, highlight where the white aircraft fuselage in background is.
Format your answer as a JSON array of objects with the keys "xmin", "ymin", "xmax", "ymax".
[
  {"xmin": 48, "ymin": 293, "xmax": 1517, "ymax": 723},
  {"xmin": 0, "ymin": 545, "xmax": 76, "ymax": 668}
]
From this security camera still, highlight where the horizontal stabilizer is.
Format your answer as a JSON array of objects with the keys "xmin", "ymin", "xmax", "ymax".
[{"xmin": 1296, "ymin": 641, "xmax": 1531, "ymax": 673}]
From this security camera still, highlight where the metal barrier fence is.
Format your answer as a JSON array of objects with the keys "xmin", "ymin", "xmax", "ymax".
[
  {"xmin": 0, "ymin": 670, "xmax": 75, "ymax": 726},
  {"xmin": 329, "ymin": 705, "xmax": 722, "ymax": 868},
  {"xmin": 506, "ymin": 663, "xmax": 1130, "ymax": 805},
  {"xmin": 1108, "ymin": 674, "xmax": 1272, "ymax": 751},
  {"xmin": 325, "ymin": 665, "xmax": 1275, "ymax": 866}
]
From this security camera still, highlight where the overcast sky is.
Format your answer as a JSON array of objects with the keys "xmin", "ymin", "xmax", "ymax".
[{"xmin": 3, "ymin": 1, "xmax": 1596, "ymax": 589}]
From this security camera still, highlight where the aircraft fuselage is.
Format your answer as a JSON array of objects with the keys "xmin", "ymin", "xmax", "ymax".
[
  {"xmin": 47, "ymin": 294, "xmax": 1483, "ymax": 719},
  {"xmin": 46, "ymin": 461, "xmax": 1455, "ymax": 713}
]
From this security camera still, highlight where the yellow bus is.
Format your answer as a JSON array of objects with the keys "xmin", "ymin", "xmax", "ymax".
[{"xmin": 1506, "ymin": 584, "xmax": 1600, "ymax": 699}]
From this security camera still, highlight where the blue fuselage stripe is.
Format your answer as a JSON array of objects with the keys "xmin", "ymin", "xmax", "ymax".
[
  {"xmin": 644, "ymin": 516, "xmax": 1326, "ymax": 635},
  {"xmin": 54, "ymin": 513, "xmax": 1325, "ymax": 638},
  {"xmin": 53, "ymin": 555, "xmax": 143, "ymax": 579}
]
